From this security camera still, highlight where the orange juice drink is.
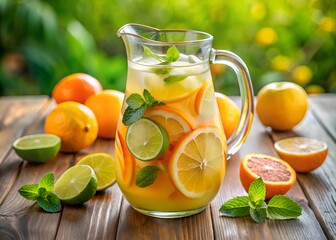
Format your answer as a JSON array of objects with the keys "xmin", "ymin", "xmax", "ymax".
[{"xmin": 115, "ymin": 59, "xmax": 227, "ymax": 217}]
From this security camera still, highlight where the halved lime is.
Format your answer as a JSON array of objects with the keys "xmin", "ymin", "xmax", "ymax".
[
  {"xmin": 54, "ymin": 165, "xmax": 97, "ymax": 204},
  {"xmin": 126, "ymin": 118, "xmax": 169, "ymax": 161},
  {"xmin": 13, "ymin": 134, "xmax": 61, "ymax": 163},
  {"xmin": 76, "ymin": 152, "xmax": 116, "ymax": 191}
]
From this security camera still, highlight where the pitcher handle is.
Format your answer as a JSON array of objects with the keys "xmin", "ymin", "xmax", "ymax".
[{"xmin": 210, "ymin": 49, "xmax": 254, "ymax": 159}]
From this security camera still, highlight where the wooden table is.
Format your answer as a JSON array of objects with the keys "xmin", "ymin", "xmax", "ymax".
[{"xmin": 0, "ymin": 94, "xmax": 335, "ymax": 240}]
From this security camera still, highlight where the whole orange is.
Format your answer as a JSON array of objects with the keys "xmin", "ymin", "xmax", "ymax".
[
  {"xmin": 52, "ymin": 73, "xmax": 103, "ymax": 104},
  {"xmin": 45, "ymin": 101, "xmax": 98, "ymax": 152},
  {"xmin": 256, "ymin": 82, "xmax": 308, "ymax": 131},
  {"xmin": 215, "ymin": 92, "xmax": 240, "ymax": 139},
  {"xmin": 85, "ymin": 90, "xmax": 124, "ymax": 139}
]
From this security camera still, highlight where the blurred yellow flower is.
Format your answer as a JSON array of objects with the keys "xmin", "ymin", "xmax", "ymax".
[
  {"xmin": 292, "ymin": 65, "xmax": 313, "ymax": 85},
  {"xmin": 250, "ymin": 2, "xmax": 266, "ymax": 21},
  {"xmin": 255, "ymin": 27, "xmax": 278, "ymax": 46},
  {"xmin": 271, "ymin": 55, "xmax": 292, "ymax": 72},
  {"xmin": 305, "ymin": 85, "xmax": 325, "ymax": 94},
  {"xmin": 319, "ymin": 17, "xmax": 335, "ymax": 32}
]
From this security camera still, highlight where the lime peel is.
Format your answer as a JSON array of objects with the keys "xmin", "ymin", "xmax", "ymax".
[
  {"xmin": 13, "ymin": 134, "xmax": 61, "ymax": 163},
  {"xmin": 54, "ymin": 165, "xmax": 97, "ymax": 204}
]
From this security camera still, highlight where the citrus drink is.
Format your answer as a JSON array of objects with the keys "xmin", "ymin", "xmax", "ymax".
[{"xmin": 115, "ymin": 58, "xmax": 227, "ymax": 217}]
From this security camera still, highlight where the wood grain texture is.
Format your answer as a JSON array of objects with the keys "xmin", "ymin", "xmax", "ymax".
[
  {"xmin": 309, "ymin": 94, "xmax": 336, "ymax": 141},
  {"xmin": 269, "ymin": 97, "xmax": 336, "ymax": 240},
  {"xmin": 0, "ymin": 96, "xmax": 49, "ymax": 165},
  {"xmin": 56, "ymin": 138, "xmax": 123, "ymax": 240},
  {"xmin": 0, "ymin": 95, "xmax": 335, "ymax": 240},
  {"xmin": 211, "ymin": 111, "xmax": 326, "ymax": 240},
  {"xmin": 116, "ymin": 201, "xmax": 213, "ymax": 240},
  {"xmin": 0, "ymin": 97, "xmax": 65, "ymax": 240}
]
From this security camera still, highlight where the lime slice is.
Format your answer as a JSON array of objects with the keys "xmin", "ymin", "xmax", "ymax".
[
  {"xmin": 76, "ymin": 153, "xmax": 116, "ymax": 191},
  {"xmin": 13, "ymin": 134, "xmax": 61, "ymax": 163},
  {"xmin": 54, "ymin": 165, "xmax": 97, "ymax": 204},
  {"xmin": 126, "ymin": 118, "xmax": 169, "ymax": 161}
]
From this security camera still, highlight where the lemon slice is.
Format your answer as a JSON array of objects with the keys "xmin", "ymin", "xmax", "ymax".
[
  {"xmin": 76, "ymin": 153, "xmax": 116, "ymax": 191},
  {"xmin": 13, "ymin": 134, "xmax": 61, "ymax": 163},
  {"xmin": 169, "ymin": 127, "xmax": 225, "ymax": 198},
  {"xmin": 274, "ymin": 137, "xmax": 328, "ymax": 172},
  {"xmin": 144, "ymin": 106, "xmax": 192, "ymax": 144},
  {"xmin": 195, "ymin": 83, "xmax": 217, "ymax": 120},
  {"xmin": 54, "ymin": 165, "xmax": 97, "ymax": 204},
  {"xmin": 126, "ymin": 118, "xmax": 169, "ymax": 161}
]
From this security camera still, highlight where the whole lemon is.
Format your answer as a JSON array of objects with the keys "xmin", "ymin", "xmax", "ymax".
[
  {"xmin": 45, "ymin": 101, "xmax": 98, "ymax": 152},
  {"xmin": 256, "ymin": 82, "xmax": 308, "ymax": 131}
]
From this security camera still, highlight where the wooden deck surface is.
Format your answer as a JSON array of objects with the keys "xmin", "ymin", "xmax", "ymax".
[{"xmin": 0, "ymin": 95, "xmax": 335, "ymax": 240}]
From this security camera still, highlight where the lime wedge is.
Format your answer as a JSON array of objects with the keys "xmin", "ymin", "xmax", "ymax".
[
  {"xmin": 54, "ymin": 165, "xmax": 97, "ymax": 204},
  {"xmin": 76, "ymin": 153, "xmax": 116, "ymax": 191},
  {"xmin": 13, "ymin": 134, "xmax": 61, "ymax": 163},
  {"xmin": 126, "ymin": 118, "xmax": 169, "ymax": 161}
]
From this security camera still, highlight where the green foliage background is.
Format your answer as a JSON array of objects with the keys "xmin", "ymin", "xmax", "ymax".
[{"xmin": 0, "ymin": 0, "xmax": 335, "ymax": 96}]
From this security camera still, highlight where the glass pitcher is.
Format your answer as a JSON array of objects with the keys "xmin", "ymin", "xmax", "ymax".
[{"xmin": 115, "ymin": 24, "xmax": 254, "ymax": 218}]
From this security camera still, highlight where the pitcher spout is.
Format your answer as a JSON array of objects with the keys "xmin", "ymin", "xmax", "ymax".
[{"xmin": 117, "ymin": 23, "xmax": 160, "ymax": 40}]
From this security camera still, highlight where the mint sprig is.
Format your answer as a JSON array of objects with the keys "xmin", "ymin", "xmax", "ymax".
[
  {"xmin": 136, "ymin": 166, "xmax": 160, "ymax": 188},
  {"xmin": 122, "ymin": 89, "xmax": 165, "ymax": 126},
  {"xmin": 143, "ymin": 45, "xmax": 180, "ymax": 65},
  {"xmin": 143, "ymin": 45, "xmax": 188, "ymax": 84},
  {"xmin": 18, "ymin": 172, "xmax": 61, "ymax": 213},
  {"xmin": 219, "ymin": 178, "xmax": 302, "ymax": 223}
]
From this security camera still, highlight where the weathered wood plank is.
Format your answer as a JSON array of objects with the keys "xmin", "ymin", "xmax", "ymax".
[
  {"xmin": 210, "ymin": 105, "xmax": 327, "ymax": 239},
  {"xmin": 0, "ymin": 96, "xmax": 49, "ymax": 165},
  {"xmin": 309, "ymin": 94, "xmax": 336, "ymax": 141},
  {"xmin": 55, "ymin": 139, "xmax": 123, "ymax": 240},
  {"xmin": 116, "ymin": 201, "xmax": 213, "ymax": 240},
  {"xmin": 0, "ymin": 98, "xmax": 67, "ymax": 240},
  {"xmin": 0, "ymin": 96, "xmax": 50, "ymax": 206},
  {"xmin": 269, "ymin": 98, "xmax": 336, "ymax": 239}
]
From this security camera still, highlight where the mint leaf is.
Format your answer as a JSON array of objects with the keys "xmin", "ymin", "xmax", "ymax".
[
  {"xmin": 267, "ymin": 195, "xmax": 302, "ymax": 220},
  {"xmin": 150, "ymin": 67, "xmax": 173, "ymax": 75},
  {"xmin": 143, "ymin": 89, "xmax": 155, "ymax": 106},
  {"xmin": 38, "ymin": 187, "xmax": 48, "ymax": 198},
  {"xmin": 136, "ymin": 166, "xmax": 160, "ymax": 187},
  {"xmin": 143, "ymin": 45, "xmax": 180, "ymax": 64},
  {"xmin": 219, "ymin": 196, "xmax": 250, "ymax": 217},
  {"xmin": 18, "ymin": 184, "xmax": 39, "ymax": 200},
  {"xmin": 122, "ymin": 89, "xmax": 165, "ymax": 126},
  {"xmin": 143, "ymin": 46, "xmax": 166, "ymax": 63},
  {"xmin": 126, "ymin": 93, "xmax": 145, "ymax": 109},
  {"xmin": 122, "ymin": 105, "xmax": 146, "ymax": 125},
  {"xmin": 164, "ymin": 75, "xmax": 187, "ymax": 84},
  {"xmin": 249, "ymin": 199, "xmax": 265, "ymax": 209},
  {"xmin": 165, "ymin": 46, "xmax": 180, "ymax": 62},
  {"xmin": 248, "ymin": 178, "xmax": 266, "ymax": 203},
  {"xmin": 250, "ymin": 202, "xmax": 267, "ymax": 224},
  {"xmin": 38, "ymin": 172, "xmax": 54, "ymax": 192},
  {"xmin": 37, "ymin": 193, "xmax": 61, "ymax": 213}
]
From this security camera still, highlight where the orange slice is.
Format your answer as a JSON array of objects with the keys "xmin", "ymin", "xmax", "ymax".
[
  {"xmin": 115, "ymin": 130, "xmax": 134, "ymax": 186},
  {"xmin": 145, "ymin": 106, "xmax": 192, "ymax": 145},
  {"xmin": 274, "ymin": 137, "xmax": 328, "ymax": 172},
  {"xmin": 169, "ymin": 127, "xmax": 225, "ymax": 198},
  {"xmin": 195, "ymin": 83, "xmax": 217, "ymax": 120},
  {"xmin": 240, "ymin": 154, "xmax": 296, "ymax": 199}
]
